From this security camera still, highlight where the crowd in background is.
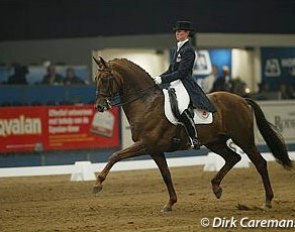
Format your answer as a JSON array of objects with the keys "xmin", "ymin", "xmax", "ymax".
[
  {"xmin": 1, "ymin": 62, "xmax": 295, "ymax": 101},
  {"xmin": 41, "ymin": 64, "xmax": 86, "ymax": 85},
  {"xmin": 1, "ymin": 62, "xmax": 89, "ymax": 85},
  {"xmin": 199, "ymin": 65, "xmax": 295, "ymax": 100}
]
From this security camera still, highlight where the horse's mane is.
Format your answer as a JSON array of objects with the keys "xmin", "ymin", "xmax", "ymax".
[{"xmin": 110, "ymin": 58, "xmax": 152, "ymax": 79}]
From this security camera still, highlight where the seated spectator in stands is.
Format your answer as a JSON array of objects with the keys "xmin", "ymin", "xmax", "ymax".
[
  {"xmin": 233, "ymin": 80, "xmax": 250, "ymax": 98},
  {"xmin": 288, "ymin": 86, "xmax": 295, "ymax": 99},
  {"xmin": 63, "ymin": 67, "xmax": 85, "ymax": 85},
  {"xmin": 256, "ymin": 81, "xmax": 271, "ymax": 100},
  {"xmin": 7, "ymin": 63, "xmax": 28, "ymax": 85},
  {"xmin": 257, "ymin": 81, "xmax": 269, "ymax": 93},
  {"xmin": 41, "ymin": 64, "xmax": 63, "ymax": 85},
  {"xmin": 278, "ymin": 82, "xmax": 294, "ymax": 99},
  {"xmin": 211, "ymin": 66, "xmax": 231, "ymax": 92}
]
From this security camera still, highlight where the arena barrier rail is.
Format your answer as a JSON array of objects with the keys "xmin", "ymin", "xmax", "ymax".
[{"xmin": 0, "ymin": 152, "xmax": 294, "ymax": 180}]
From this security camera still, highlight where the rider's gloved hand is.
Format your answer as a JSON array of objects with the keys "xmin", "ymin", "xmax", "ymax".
[{"xmin": 153, "ymin": 76, "xmax": 162, "ymax": 85}]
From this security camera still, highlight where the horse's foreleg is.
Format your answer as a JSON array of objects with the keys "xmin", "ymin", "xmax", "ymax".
[
  {"xmin": 151, "ymin": 153, "xmax": 177, "ymax": 212},
  {"xmin": 93, "ymin": 141, "xmax": 146, "ymax": 193},
  {"xmin": 207, "ymin": 142, "xmax": 241, "ymax": 199}
]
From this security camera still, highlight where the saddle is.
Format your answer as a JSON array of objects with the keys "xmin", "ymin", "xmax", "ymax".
[{"xmin": 163, "ymin": 80, "xmax": 213, "ymax": 125}]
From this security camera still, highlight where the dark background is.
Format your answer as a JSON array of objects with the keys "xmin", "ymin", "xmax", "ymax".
[{"xmin": 0, "ymin": 0, "xmax": 294, "ymax": 42}]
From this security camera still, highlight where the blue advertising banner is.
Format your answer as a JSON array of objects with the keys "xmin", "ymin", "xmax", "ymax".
[
  {"xmin": 193, "ymin": 49, "xmax": 232, "ymax": 78},
  {"xmin": 261, "ymin": 47, "xmax": 295, "ymax": 91}
]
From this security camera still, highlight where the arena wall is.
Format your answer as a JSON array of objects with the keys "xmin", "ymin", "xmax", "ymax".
[{"xmin": 1, "ymin": 33, "xmax": 294, "ymax": 66}]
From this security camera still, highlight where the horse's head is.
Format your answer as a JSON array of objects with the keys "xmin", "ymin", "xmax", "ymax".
[{"xmin": 93, "ymin": 56, "xmax": 122, "ymax": 112}]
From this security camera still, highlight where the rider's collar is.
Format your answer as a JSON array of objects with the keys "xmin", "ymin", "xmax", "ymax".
[{"xmin": 177, "ymin": 39, "xmax": 189, "ymax": 51}]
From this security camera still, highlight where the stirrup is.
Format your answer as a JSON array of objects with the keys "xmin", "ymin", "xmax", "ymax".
[{"xmin": 189, "ymin": 137, "xmax": 201, "ymax": 150}]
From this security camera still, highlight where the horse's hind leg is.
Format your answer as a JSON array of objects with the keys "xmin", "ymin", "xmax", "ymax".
[
  {"xmin": 151, "ymin": 153, "xmax": 177, "ymax": 212},
  {"xmin": 206, "ymin": 141, "xmax": 241, "ymax": 199},
  {"xmin": 243, "ymin": 146, "xmax": 274, "ymax": 208}
]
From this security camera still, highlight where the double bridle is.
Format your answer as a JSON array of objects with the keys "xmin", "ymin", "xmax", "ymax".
[
  {"xmin": 95, "ymin": 72, "xmax": 120, "ymax": 97},
  {"xmin": 95, "ymin": 72, "xmax": 158, "ymax": 109}
]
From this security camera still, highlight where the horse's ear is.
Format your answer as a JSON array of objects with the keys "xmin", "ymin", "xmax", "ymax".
[
  {"xmin": 93, "ymin": 56, "xmax": 109, "ymax": 69},
  {"xmin": 93, "ymin": 56, "xmax": 101, "ymax": 66},
  {"xmin": 99, "ymin": 56, "xmax": 108, "ymax": 68}
]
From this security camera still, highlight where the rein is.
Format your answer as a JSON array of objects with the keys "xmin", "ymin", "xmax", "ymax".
[
  {"xmin": 95, "ymin": 61, "xmax": 161, "ymax": 108},
  {"xmin": 109, "ymin": 84, "xmax": 159, "ymax": 107}
]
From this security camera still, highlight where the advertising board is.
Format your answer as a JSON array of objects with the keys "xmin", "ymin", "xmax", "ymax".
[{"xmin": 0, "ymin": 105, "xmax": 120, "ymax": 153}]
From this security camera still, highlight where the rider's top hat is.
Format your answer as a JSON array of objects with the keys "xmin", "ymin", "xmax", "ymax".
[{"xmin": 173, "ymin": 21, "xmax": 194, "ymax": 32}]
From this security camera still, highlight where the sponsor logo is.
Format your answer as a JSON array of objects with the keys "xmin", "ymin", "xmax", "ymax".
[
  {"xmin": 193, "ymin": 50, "xmax": 212, "ymax": 76},
  {"xmin": 0, "ymin": 115, "xmax": 42, "ymax": 137},
  {"xmin": 264, "ymin": 59, "xmax": 281, "ymax": 77},
  {"xmin": 281, "ymin": 58, "xmax": 295, "ymax": 76}
]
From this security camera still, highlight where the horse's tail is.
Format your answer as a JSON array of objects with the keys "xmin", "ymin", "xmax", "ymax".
[{"xmin": 245, "ymin": 98, "xmax": 293, "ymax": 169}]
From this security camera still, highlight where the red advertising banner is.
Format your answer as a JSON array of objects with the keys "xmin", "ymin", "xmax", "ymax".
[{"xmin": 0, "ymin": 105, "xmax": 120, "ymax": 153}]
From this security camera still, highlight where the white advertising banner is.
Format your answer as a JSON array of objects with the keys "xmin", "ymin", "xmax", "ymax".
[{"xmin": 255, "ymin": 101, "xmax": 295, "ymax": 144}]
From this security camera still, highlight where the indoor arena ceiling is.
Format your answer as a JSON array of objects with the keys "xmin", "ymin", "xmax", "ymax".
[{"xmin": 0, "ymin": 0, "xmax": 294, "ymax": 41}]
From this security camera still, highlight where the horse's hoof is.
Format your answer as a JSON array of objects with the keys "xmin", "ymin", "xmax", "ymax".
[
  {"xmin": 213, "ymin": 186, "xmax": 222, "ymax": 199},
  {"xmin": 264, "ymin": 202, "xmax": 272, "ymax": 209},
  {"xmin": 93, "ymin": 185, "xmax": 103, "ymax": 194},
  {"xmin": 253, "ymin": 203, "xmax": 272, "ymax": 211},
  {"xmin": 161, "ymin": 205, "xmax": 172, "ymax": 213}
]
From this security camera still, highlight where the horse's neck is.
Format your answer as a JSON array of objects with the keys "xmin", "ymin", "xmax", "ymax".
[
  {"xmin": 122, "ymin": 90, "xmax": 161, "ymax": 128},
  {"xmin": 123, "ymin": 77, "xmax": 150, "ymax": 96},
  {"xmin": 117, "ymin": 63, "xmax": 154, "ymax": 101},
  {"xmin": 118, "ymin": 65, "xmax": 161, "ymax": 122}
]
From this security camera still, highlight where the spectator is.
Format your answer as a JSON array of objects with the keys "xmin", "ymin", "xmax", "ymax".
[
  {"xmin": 231, "ymin": 79, "xmax": 250, "ymax": 98},
  {"xmin": 201, "ymin": 65, "xmax": 218, "ymax": 93},
  {"xmin": 256, "ymin": 81, "xmax": 270, "ymax": 100},
  {"xmin": 41, "ymin": 64, "xmax": 63, "ymax": 85},
  {"xmin": 211, "ymin": 65, "xmax": 231, "ymax": 92},
  {"xmin": 63, "ymin": 67, "xmax": 85, "ymax": 85},
  {"xmin": 7, "ymin": 63, "xmax": 28, "ymax": 85},
  {"xmin": 278, "ymin": 82, "xmax": 294, "ymax": 99},
  {"xmin": 257, "ymin": 81, "xmax": 269, "ymax": 93}
]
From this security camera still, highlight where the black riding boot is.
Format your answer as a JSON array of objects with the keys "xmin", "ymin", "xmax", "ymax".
[{"xmin": 179, "ymin": 109, "xmax": 201, "ymax": 149}]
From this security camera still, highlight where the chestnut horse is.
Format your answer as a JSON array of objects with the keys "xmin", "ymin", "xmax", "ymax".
[{"xmin": 92, "ymin": 57, "xmax": 293, "ymax": 212}]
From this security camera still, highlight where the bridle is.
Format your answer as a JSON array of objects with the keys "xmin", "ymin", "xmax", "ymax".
[
  {"xmin": 95, "ymin": 71, "xmax": 158, "ymax": 110},
  {"xmin": 95, "ymin": 74, "xmax": 120, "ymax": 98},
  {"xmin": 95, "ymin": 69, "xmax": 121, "ymax": 111}
]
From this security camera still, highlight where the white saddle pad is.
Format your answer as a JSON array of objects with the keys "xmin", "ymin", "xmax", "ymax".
[{"xmin": 163, "ymin": 80, "xmax": 213, "ymax": 125}]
